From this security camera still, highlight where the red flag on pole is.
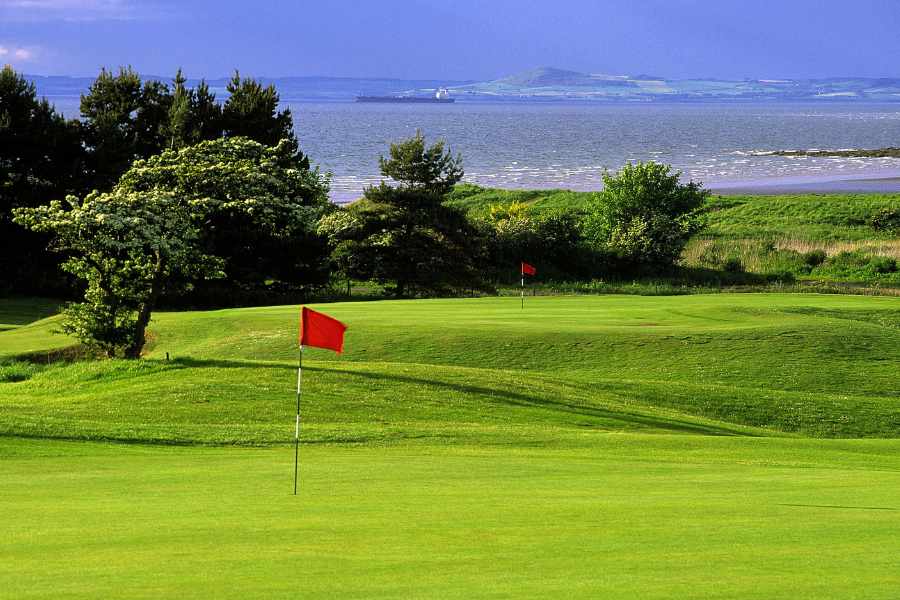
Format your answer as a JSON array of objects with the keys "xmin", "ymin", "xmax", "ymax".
[
  {"xmin": 299, "ymin": 307, "xmax": 347, "ymax": 353},
  {"xmin": 521, "ymin": 262, "xmax": 536, "ymax": 276}
]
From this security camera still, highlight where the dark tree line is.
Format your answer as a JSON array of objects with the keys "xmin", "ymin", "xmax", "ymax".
[{"xmin": 1, "ymin": 65, "xmax": 308, "ymax": 296}]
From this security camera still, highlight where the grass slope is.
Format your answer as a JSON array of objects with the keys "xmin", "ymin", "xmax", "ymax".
[{"xmin": 2, "ymin": 294, "xmax": 899, "ymax": 442}]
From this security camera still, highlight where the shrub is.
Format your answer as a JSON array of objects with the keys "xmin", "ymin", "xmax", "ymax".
[
  {"xmin": 870, "ymin": 256, "xmax": 898, "ymax": 274},
  {"xmin": 581, "ymin": 162, "xmax": 708, "ymax": 269},
  {"xmin": 870, "ymin": 208, "xmax": 900, "ymax": 233},
  {"xmin": 723, "ymin": 257, "xmax": 744, "ymax": 273},
  {"xmin": 802, "ymin": 249, "xmax": 827, "ymax": 267}
]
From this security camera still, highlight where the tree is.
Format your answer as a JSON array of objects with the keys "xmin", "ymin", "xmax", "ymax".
[
  {"xmin": 79, "ymin": 67, "xmax": 148, "ymax": 190},
  {"xmin": 319, "ymin": 133, "xmax": 486, "ymax": 296},
  {"xmin": 581, "ymin": 162, "xmax": 707, "ymax": 269},
  {"xmin": 15, "ymin": 137, "xmax": 330, "ymax": 357},
  {"xmin": 379, "ymin": 130, "xmax": 463, "ymax": 195},
  {"xmin": 480, "ymin": 202, "xmax": 586, "ymax": 282},
  {"xmin": 222, "ymin": 71, "xmax": 304, "ymax": 165},
  {"xmin": 0, "ymin": 65, "xmax": 84, "ymax": 294},
  {"xmin": 81, "ymin": 67, "xmax": 299, "ymax": 191},
  {"xmin": 115, "ymin": 137, "xmax": 331, "ymax": 290},
  {"xmin": 13, "ymin": 191, "xmax": 216, "ymax": 358}
]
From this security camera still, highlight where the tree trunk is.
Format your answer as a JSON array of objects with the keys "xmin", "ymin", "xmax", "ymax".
[{"xmin": 124, "ymin": 254, "xmax": 165, "ymax": 359}]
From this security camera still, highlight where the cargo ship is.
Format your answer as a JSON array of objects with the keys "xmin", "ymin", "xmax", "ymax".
[{"xmin": 356, "ymin": 87, "xmax": 455, "ymax": 103}]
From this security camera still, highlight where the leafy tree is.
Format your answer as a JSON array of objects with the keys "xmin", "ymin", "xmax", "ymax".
[
  {"xmin": 581, "ymin": 162, "xmax": 707, "ymax": 268},
  {"xmin": 0, "ymin": 65, "xmax": 84, "ymax": 294},
  {"xmin": 14, "ymin": 191, "xmax": 216, "ymax": 358},
  {"xmin": 320, "ymin": 133, "xmax": 485, "ymax": 296},
  {"xmin": 15, "ymin": 137, "xmax": 330, "ymax": 357},
  {"xmin": 116, "ymin": 137, "xmax": 331, "ymax": 290},
  {"xmin": 480, "ymin": 202, "xmax": 586, "ymax": 282}
]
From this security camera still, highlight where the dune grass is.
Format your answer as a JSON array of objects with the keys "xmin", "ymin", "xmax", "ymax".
[{"xmin": 3, "ymin": 294, "xmax": 900, "ymax": 598}]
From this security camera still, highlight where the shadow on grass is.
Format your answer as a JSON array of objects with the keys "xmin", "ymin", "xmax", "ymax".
[{"xmin": 169, "ymin": 356, "xmax": 752, "ymax": 437}]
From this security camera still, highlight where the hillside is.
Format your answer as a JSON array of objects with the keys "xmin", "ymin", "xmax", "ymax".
[
  {"xmin": 447, "ymin": 67, "xmax": 900, "ymax": 102},
  {"xmin": 447, "ymin": 187, "xmax": 900, "ymax": 286}
]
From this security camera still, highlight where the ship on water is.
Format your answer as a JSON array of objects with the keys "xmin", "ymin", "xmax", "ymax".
[{"xmin": 356, "ymin": 87, "xmax": 455, "ymax": 103}]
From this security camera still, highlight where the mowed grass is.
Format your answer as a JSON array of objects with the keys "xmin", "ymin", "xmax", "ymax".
[
  {"xmin": 2, "ymin": 294, "xmax": 899, "ymax": 442},
  {"xmin": 2, "ymin": 294, "xmax": 900, "ymax": 598},
  {"xmin": 3, "ymin": 436, "xmax": 900, "ymax": 599}
]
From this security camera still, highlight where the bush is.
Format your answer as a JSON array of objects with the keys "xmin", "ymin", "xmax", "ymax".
[
  {"xmin": 870, "ymin": 208, "xmax": 900, "ymax": 233},
  {"xmin": 723, "ymin": 257, "xmax": 744, "ymax": 273},
  {"xmin": 802, "ymin": 249, "xmax": 827, "ymax": 267},
  {"xmin": 870, "ymin": 256, "xmax": 898, "ymax": 274},
  {"xmin": 581, "ymin": 162, "xmax": 708, "ymax": 270}
]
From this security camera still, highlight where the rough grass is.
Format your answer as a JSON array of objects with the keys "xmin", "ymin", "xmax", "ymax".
[{"xmin": 445, "ymin": 186, "xmax": 900, "ymax": 286}]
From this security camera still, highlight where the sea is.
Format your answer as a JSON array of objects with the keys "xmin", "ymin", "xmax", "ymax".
[{"xmin": 48, "ymin": 97, "xmax": 900, "ymax": 202}]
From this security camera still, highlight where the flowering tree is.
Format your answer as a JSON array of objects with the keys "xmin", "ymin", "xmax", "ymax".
[
  {"xmin": 14, "ymin": 190, "xmax": 218, "ymax": 358},
  {"xmin": 15, "ymin": 137, "xmax": 330, "ymax": 358}
]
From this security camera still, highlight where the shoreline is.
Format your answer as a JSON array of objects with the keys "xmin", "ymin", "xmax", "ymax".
[
  {"xmin": 330, "ymin": 174, "xmax": 900, "ymax": 203},
  {"xmin": 706, "ymin": 174, "xmax": 900, "ymax": 195}
]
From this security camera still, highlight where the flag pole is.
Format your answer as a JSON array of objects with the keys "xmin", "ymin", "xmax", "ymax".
[
  {"xmin": 521, "ymin": 267, "xmax": 525, "ymax": 310},
  {"xmin": 293, "ymin": 345, "xmax": 303, "ymax": 495}
]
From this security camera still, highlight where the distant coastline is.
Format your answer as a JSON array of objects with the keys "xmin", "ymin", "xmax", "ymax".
[
  {"xmin": 24, "ymin": 66, "xmax": 900, "ymax": 104},
  {"xmin": 768, "ymin": 148, "xmax": 900, "ymax": 159}
]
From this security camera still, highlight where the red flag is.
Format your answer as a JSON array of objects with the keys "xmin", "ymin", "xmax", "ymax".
[
  {"xmin": 521, "ymin": 262, "xmax": 536, "ymax": 276},
  {"xmin": 299, "ymin": 307, "xmax": 347, "ymax": 353}
]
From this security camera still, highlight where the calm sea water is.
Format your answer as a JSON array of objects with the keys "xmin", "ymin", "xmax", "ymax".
[{"xmin": 50, "ymin": 98, "xmax": 900, "ymax": 201}]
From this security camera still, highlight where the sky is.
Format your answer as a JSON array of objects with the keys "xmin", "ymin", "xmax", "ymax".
[{"xmin": 2, "ymin": 0, "xmax": 899, "ymax": 80}]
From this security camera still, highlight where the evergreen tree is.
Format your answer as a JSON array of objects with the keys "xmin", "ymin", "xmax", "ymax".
[
  {"xmin": 222, "ymin": 71, "xmax": 307, "ymax": 166},
  {"xmin": 319, "ymin": 133, "xmax": 486, "ymax": 296},
  {"xmin": 0, "ymin": 66, "xmax": 84, "ymax": 294},
  {"xmin": 165, "ymin": 69, "xmax": 192, "ymax": 149},
  {"xmin": 191, "ymin": 80, "xmax": 223, "ymax": 140}
]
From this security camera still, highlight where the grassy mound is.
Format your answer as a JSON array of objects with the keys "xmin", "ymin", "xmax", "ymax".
[{"xmin": 2, "ymin": 294, "xmax": 898, "ymax": 443}]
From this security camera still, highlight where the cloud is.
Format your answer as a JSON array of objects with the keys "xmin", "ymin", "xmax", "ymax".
[
  {"xmin": 0, "ymin": 0, "xmax": 171, "ymax": 22},
  {"xmin": 0, "ymin": 43, "xmax": 39, "ymax": 63}
]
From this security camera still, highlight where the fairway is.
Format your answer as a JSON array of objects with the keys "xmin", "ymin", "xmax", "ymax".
[{"xmin": 3, "ymin": 294, "xmax": 900, "ymax": 597}]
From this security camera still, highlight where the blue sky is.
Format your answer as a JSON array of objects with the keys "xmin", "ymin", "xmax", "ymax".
[{"xmin": 2, "ymin": 0, "xmax": 898, "ymax": 80}]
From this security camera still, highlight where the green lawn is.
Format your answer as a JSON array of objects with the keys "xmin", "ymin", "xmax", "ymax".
[{"xmin": 2, "ymin": 294, "xmax": 900, "ymax": 597}]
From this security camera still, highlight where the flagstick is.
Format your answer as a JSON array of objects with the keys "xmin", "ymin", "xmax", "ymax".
[
  {"xmin": 293, "ymin": 345, "xmax": 303, "ymax": 495},
  {"xmin": 521, "ymin": 272, "xmax": 525, "ymax": 310}
]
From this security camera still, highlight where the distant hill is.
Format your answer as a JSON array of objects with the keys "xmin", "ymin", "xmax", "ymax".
[
  {"xmin": 25, "ymin": 67, "xmax": 900, "ymax": 104},
  {"xmin": 451, "ymin": 66, "xmax": 900, "ymax": 102}
]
